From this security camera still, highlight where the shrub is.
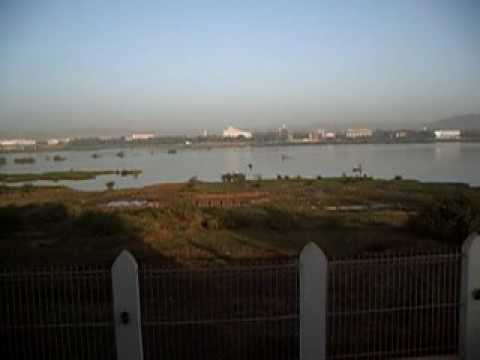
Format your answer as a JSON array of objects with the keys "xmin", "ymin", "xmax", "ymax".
[
  {"xmin": 53, "ymin": 155, "xmax": 66, "ymax": 162},
  {"xmin": 408, "ymin": 194, "xmax": 480, "ymax": 245},
  {"xmin": 21, "ymin": 183, "xmax": 35, "ymax": 193},
  {"xmin": 106, "ymin": 181, "xmax": 115, "ymax": 191},
  {"xmin": 187, "ymin": 176, "xmax": 198, "ymax": 188},
  {"xmin": 277, "ymin": 174, "xmax": 282, "ymax": 180},
  {"xmin": 73, "ymin": 210, "xmax": 132, "ymax": 237},
  {"xmin": 219, "ymin": 208, "xmax": 268, "ymax": 229},
  {"xmin": 316, "ymin": 175, "xmax": 322, "ymax": 180},
  {"xmin": 394, "ymin": 175, "xmax": 403, "ymax": 181},
  {"xmin": 24, "ymin": 203, "xmax": 69, "ymax": 225},
  {"xmin": 14, "ymin": 157, "xmax": 35, "ymax": 164},
  {"xmin": 221, "ymin": 173, "xmax": 246, "ymax": 184},
  {"xmin": 265, "ymin": 207, "xmax": 299, "ymax": 231}
]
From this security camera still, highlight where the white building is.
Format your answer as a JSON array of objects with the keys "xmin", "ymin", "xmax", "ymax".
[
  {"xmin": 0, "ymin": 139, "xmax": 36, "ymax": 150},
  {"xmin": 434, "ymin": 130, "xmax": 461, "ymax": 140},
  {"xmin": 130, "ymin": 133, "xmax": 155, "ymax": 141},
  {"xmin": 325, "ymin": 131, "xmax": 336, "ymax": 139},
  {"xmin": 346, "ymin": 128, "xmax": 373, "ymax": 139},
  {"xmin": 222, "ymin": 126, "xmax": 253, "ymax": 139},
  {"xmin": 47, "ymin": 139, "xmax": 60, "ymax": 146}
]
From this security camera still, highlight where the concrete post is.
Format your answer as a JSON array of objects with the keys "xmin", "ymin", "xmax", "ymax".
[
  {"xmin": 112, "ymin": 250, "xmax": 144, "ymax": 360},
  {"xmin": 459, "ymin": 233, "xmax": 480, "ymax": 360},
  {"xmin": 300, "ymin": 242, "xmax": 328, "ymax": 360}
]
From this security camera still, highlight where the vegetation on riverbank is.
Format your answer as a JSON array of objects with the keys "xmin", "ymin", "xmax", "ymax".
[
  {"xmin": 0, "ymin": 177, "xmax": 478, "ymax": 265},
  {"xmin": 14, "ymin": 157, "xmax": 35, "ymax": 164},
  {"xmin": 0, "ymin": 169, "xmax": 142, "ymax": 183}
]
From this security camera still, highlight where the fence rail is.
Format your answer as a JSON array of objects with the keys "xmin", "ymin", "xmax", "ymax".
[
  {"xmin": 0, "ymin": 265, "xmax": 116, "ymax": 360},
  {"xmin": 327, "ymin": 251, "xmax": 462, "ymax": 359},
  {"xmin": 1, "ymin": 234, "xmax": 479, "ymax": 360},
  {"xmin": 139, "ymin": 260, "xmax": 299, "ymax": 360}
]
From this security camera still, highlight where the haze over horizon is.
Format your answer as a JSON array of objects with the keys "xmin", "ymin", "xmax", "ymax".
[{"xmin": 1, "ymin": 0, "xmax": 480, "ymax": 136}]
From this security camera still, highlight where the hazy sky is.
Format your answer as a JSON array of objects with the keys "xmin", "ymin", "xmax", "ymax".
[{"xmin": 1, "ymin": 0, "xmax": 479, "ymax": 134}]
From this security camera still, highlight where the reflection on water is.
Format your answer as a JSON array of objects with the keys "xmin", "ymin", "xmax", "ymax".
[{"xmin": 1, "ymin": 143, "xmax": 479, "ymax": 191}]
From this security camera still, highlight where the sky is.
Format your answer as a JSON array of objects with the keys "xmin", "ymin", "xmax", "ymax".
[{"xmin": 1, "ymin": 0, "xmax": 480, "ymax": 135}]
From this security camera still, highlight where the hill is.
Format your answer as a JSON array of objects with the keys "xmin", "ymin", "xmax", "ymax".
[{"xmin": 431, "ymin": 114, "xmax": 480, "ymax": 130}]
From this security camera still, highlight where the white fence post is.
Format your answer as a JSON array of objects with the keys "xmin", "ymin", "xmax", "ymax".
[
  {"xmin": 112, "ymin": 250, "xmax": 144, "ymax": 360},
  {"xmin": 459, "ymin": 233, "xmax": 480, "ymax": 360},
  {"xmin": 300, "ymin": 242, "xmax": 328, "ymax": 360}
]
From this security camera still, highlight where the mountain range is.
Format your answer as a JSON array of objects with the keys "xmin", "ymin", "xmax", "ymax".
[{"xmin": 430, "ymin": 114, "xmax": 480, "ymax": 130}]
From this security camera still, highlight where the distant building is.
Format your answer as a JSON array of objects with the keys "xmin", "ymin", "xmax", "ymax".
[
  {"xmin": 325, "ymin": 131, "xmax": 336, "ymax": 139},
  {"xmin": 309, "ymin": 129, "xmax": 326, "ymax": 141},
  {"xmin": 310, "ymin": 129, "xmax": 336, "ymax": 140},
  {"xmin": 222, "ymin": 126, "xmax": 253, "ymax": 139},
  {"xmin": 0, "ymin": 139, "xmax": 36, "ymax": 150},
  {"xmin": 434, "ymin": 130, "xmax": 461, "ymax": 140},
  {"xmin": 278, "ymin": 124, "xmax": 289, "ymax": 136},
  {"xmin": 131, "ymin": 133, "xmax": 155, "ymax": 141},
  {"xmin": 346, "ymin": 128, "xmax": 373, "ymax": 139},
  {"xmin": 47, "ymin": 139, "xmax": 60, "ymax": 146}
]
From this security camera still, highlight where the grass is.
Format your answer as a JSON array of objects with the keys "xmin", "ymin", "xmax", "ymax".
[
  {"xmin": 0, "ymin": 177, "xmax": 478, "ymax": 264},
  {"xmin": 14, "ymin": 157, "xmax": 35, "ymax": 164},
  {"xmin": 0, "ymin": 169, "xmax": 142, "ymax": 183}
]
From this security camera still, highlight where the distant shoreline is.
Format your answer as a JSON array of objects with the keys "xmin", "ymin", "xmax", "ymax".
[{"xmin": 1, "ymin": 138, "xmax": 479, "ymax": 155}]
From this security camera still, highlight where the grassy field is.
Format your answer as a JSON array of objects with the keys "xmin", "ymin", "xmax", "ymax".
[
  {"xmin": 0, "ymin": 177, "xmax": 478, "ymax": 265},
  {"xmin": 0, "ymin": 169, "xmax": 142, "ymax": 183}
]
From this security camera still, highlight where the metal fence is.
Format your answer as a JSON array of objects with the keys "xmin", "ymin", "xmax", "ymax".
[
  {"xmin": 1, "ymin": 235, "xmax": 479, "ymax": 360},
  {"xmin": 139, "ymin": 259, "xmax": 299, "ymax": 360},
  {"xmin": 327, "ymin": 250, "xmax": 462, "ymax": 359},
  {"xmin": 0, "ymin": 265, "xmax": 116, "ymax": 360}
]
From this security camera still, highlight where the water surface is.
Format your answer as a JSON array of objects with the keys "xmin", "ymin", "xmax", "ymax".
[{"xmin": 1, "ymin": 143, "xmax": 479, "ymax": 191}]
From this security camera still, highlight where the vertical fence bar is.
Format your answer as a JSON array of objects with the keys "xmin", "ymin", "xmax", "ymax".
[
  {"xmin": 112, "ymin": 250, "xmax": 144, "ymax": 360},
  {"xmin": 459, "ymin": 233, "xmax": 480, "ymax": 360},
  {"xmin": 300, "ymin": 242, "xmax": 328, "ymax": 360}
]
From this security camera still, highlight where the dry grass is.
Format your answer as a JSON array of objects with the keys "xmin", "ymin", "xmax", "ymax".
[{"xmin": 0, "ymin": 178, "xmax": 477, "ymax": 264}]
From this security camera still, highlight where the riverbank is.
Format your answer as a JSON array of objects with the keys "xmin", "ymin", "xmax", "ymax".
[
  {"xmin": 2, "ymin": 138, "xmax": 480, "ymax": 155},
  {"xmin": 1, "ymin": 177, "xmax": 478, "ymax": 265},
  {"xmin": 0, "ymin": 169, "xmax": 142, "ymax": 183}
]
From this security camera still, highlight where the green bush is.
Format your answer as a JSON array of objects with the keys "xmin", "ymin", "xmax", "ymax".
[
  {"xmin": 14, "ymin": 157, "xmax": 35, "ymax": 164},
  {"xmin": 218, "ymin": 208, "xmax": 268, "ymax": 229},
  {"xmin": 53, "ymin": 155, "xmax": 66, "ymax": 162},
  {"xmin": 408, "ymin": 194, "xmax": 480, "ymax": 245},
  {"xmin": 24, "ymin": 202, "xmax": 70, "ymax": 225},
  {"xmin": 221, "ymin": 172, "xmax": 246, "ymax": 184},
  {"xmin": 265, "ymin": 207, "xmax": 299, "ymax": 231},
  {"xmin": 73, "ymin": 210, "xmax": 132, "ymax": 237}
]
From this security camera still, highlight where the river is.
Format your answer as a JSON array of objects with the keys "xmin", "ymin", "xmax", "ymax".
[{"xmin": 1, "ymin": 142, "xmax": 479, "ymax": 191}]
